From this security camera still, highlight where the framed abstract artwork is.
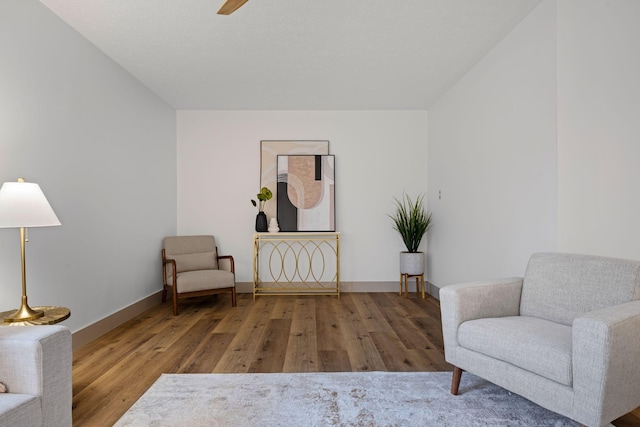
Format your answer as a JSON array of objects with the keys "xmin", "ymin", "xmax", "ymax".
[
  {"xmin": 277, "ymin": 155, "xmax": 335, "ymax": 232},
  {"xmin": 260, "ymin": 140, "xmax": 329, "ymax": 221}
]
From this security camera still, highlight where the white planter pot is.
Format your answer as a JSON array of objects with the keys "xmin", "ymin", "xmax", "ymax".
[{"xmin": 399, "ymin": 252, "xmax": 424, "ymax": 275}]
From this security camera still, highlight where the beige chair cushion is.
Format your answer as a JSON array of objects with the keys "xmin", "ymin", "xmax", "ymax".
[
  {"xmin": 164, "ymin": 235, "xmax": 216, "ymax": 256},
  {"xmin": 171, "ymin": 252, "xmax": 218, "ymax": 272},
  {"xmin": 167, "ymin": 270, "xmax": 235, "ymax": 293},
  {"xmin": 164, "ymin": 236, "xmax": 219, "ymax": 271}
]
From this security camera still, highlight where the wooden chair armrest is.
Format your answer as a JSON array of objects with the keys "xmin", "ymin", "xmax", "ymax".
[
  {"xmin": 161, "ymin": 248, "xmax": 177, "ymax": 285},
  {"xmin": 217, "ymin": 254, "xmax": 235, "ymax": 274}
]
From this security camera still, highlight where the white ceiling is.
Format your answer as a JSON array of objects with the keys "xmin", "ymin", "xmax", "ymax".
[{"xmin": 39, "ymin": 0, "xmax": 541, "ymax": 110}]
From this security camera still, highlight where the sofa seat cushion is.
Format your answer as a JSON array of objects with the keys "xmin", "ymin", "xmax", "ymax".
[
  {"xmin": 168, "ymin": 269, "xmax": 235, "ymax": 293},
  {"xmin": 0, "ymin": 394, "xmax": 43, "ymax": 426},
  {"xmin": 458, "ymin": 316, "xmax": 573, "ymax": 386}
]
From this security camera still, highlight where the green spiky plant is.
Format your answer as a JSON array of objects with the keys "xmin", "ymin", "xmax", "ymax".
[
  {"xmin": 389, "ymin": 193, "xmax": 433, "ymax": 253},
  {"xmin": 251, "ymin": 187, "xmax": 272, "ymax": 211}
]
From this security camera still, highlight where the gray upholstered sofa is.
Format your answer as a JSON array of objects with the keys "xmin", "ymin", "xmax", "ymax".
[
  {"xmin": 440, "ymin": 252, "xmax": 640, "ymax": 427},
  {"xmin": 0, "ymin": 325, "xmax": 72, "ymax": 427}
]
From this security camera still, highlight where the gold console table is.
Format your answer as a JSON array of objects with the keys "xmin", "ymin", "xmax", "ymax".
[{"xmin": 253, "ymin": 232, "xmax": 340, "ymax": 298}]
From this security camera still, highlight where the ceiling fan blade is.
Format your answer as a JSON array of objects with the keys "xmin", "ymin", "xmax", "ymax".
[{"xmin": 217, "ymin": 0, "xmax": 249, "ymax": 15}]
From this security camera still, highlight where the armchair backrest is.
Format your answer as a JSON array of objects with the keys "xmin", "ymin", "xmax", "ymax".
[
  {"xmin": 163, "ymin": 235, "xmax": 218, "ymax": 272},
  {"xmin": 520, "ymin": 252, "xmax": 640, "ymax": 326}
]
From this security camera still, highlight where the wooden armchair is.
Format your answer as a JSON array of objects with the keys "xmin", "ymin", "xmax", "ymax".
[{"xmin": 162, "ymin": 235, "xmax": 237, "ymax": 315}]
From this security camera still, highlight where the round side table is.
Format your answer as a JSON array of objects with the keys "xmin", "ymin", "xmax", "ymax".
[{"xmin": 1, "ymin": 306, "xmax": 70, "ymax": 325}]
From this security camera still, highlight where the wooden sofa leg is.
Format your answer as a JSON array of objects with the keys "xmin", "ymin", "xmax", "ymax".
[{"xmin": 451, "ymin": 366, "xmax": 463, "ymax": 395}]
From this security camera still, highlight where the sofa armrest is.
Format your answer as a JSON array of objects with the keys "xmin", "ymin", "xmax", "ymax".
[
  {"xmin": 0, "ymin": 325, "xmax": 72, "ymax": 426},
  {"xmin": 440, "ymin": 278, "xmax": 523, "ymax": 352},
  {"xmin": 572, "ymin": 300, "xmax": 640, "ymax": 427}
]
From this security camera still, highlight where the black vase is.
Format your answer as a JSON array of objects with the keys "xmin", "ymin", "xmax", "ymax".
[{"xmin": 255, "ymin": 211, "xmax": 268, "ymax": 232}]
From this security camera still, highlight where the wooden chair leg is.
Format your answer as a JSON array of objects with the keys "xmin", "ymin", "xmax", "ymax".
[
  {"xmin": 172, "ymin": 286, "xmax": 179, "ymax": 316},
  {"xmin": 451, "ymin": 366, "xmax": 463, "ymax": 395},
  {"xmin": 231, "ymin": 287, "xmax": 237, "ymax": 307}
]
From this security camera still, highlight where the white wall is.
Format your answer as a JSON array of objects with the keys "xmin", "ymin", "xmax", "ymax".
[
  {"xmin": 7, "ymin": 0, "xmax": 635, "ymax": 337},
  {"xmin": 557, "ymin": 0, "xmax": 640, "ymax": 260},
  {"xmin": 177, "ymin": 110, "xmax": 428, "ymax": 284},
  {"xmin": 427, "ymin": 1, "xmax": 558, "ymax": 286},
  {"xmin": 0, "ymin": 0, "xmax": 177, "ymax": 332}
]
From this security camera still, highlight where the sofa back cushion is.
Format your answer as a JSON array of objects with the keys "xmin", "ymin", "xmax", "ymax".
[
  {"xmin": 164, "ymin": 236, "xmax": 218, "ymax": 272},
  {"xmin": 520, "ymin": 252, "xmax": 640, "ymax": 325}
]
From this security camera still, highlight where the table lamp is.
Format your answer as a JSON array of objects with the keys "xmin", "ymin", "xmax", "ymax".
[{"xmin": 0, "ymin": 178, "xmax": 61, "ymax": 322}]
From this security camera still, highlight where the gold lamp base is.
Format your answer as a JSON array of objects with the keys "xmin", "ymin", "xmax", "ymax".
[{"xmin": 3, "ymin": 299, "xmax": 44, "ymax": 323}]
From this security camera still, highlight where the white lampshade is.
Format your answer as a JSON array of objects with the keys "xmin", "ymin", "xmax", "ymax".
[{"xmin": 0, "ymin": 180, "xmax": 61, "ymax": 228}]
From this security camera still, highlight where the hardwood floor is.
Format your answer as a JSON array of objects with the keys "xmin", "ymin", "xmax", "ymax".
[{"xmin": 71, "ymin": 292, "xmax": 640, "ymax": 427}]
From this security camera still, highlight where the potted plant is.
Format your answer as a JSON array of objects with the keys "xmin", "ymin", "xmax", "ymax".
[
  {"xmin": 389, "ymin": 193, "xmax": 433, "ymax": 275},
  {"xmin": 251, "ymin": 187, "xmax": 272, "ymax": 232}
]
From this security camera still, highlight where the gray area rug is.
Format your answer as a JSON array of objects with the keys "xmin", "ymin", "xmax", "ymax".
[{"xmin": 115, "ymin": 371, "xmax": 585, "ymax": 426}]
